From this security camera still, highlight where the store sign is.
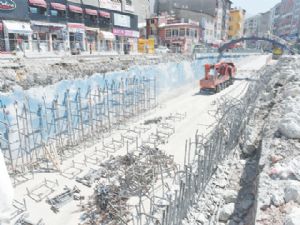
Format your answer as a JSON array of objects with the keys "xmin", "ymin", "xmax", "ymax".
[
  {"xmin": 113, "ymin": 28, "xmax": 139, "ymax": 38},
  {"xmin": 114, "ymin": 13, "xmax": 130, "ymax": 28},
  {"xmin": 0, "ymin": 0, "xmax": 16, "ymax": 10},
  {"xmin": 99, "ymin": 0, "xmax": 121, "ymax": 11}
]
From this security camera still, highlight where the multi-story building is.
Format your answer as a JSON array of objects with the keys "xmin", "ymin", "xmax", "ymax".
[
  {"xmin": 228, "ymin": 8, "xmax": 245, "ymax": 40},
  {"xmin": 244, "ymin": 14, "xmax": 262, "ymax": 48},
  {"xmin": 214, "ymin": 0, "xmax": 232, "ymax": 41},
  {"xmin": 270, "ymin": 3, "xmax": 281, "ymax": 35},
  {"xmin": 159, "ymin": 19, "xmax": 201, "ymax": 53},
  {"xmin": 146, "ymin": 15, "xmax": 201, "ymax": 53},
  {"xmin": 244, "ymin": 14, "xmax": 261, "ymax": 36},
  {"xmin": 0, "ymin": 0, "xmax": 139, "ymax": 53},
  {"xmin": 275, "ymin": 0, "xmax": 300, "ymax": 42}
]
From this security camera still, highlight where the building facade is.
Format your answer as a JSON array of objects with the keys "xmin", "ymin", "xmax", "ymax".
[
  {"xmin": 146, "ymin": 15, "xmax": 201, "ymax": 53},
  {"xmin": 214, "ymin": 0, "xmax": 232, "ymax": 41},
  {"xmin": 0, "ymin": 0, "xmax": 139, "ymax": 54},
  {"xmin": 228, "ymin": 8, "xmax": 245, "ymax": 40}
]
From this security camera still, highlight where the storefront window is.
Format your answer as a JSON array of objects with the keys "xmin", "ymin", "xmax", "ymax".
[
  {"xmin": 179, "ymin": 28, "xmax": 185, "ymax": 37},
  {"xmin": 166, "ymin": 29, "xmax": 171, "ymax": 38}
]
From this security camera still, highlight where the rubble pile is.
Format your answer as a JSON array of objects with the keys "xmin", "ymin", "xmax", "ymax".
[
  {"xmin": 256, "ymin": 56, "xmax": 300, "ymax": 225},
  {"xmin": 0, "ymin": 54, "xmax": 191, "ymax": 92},
  {"xmin": 183, "ymin": 56, "xmax": 300, "ymax": 225}
]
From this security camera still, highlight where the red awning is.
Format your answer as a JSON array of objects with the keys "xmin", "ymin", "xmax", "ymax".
[
  {"xmin": 68, "ymin": 5, "xmax": 83, "ymax": 14},
  {"xmin": 28, "ymin": 0, "xmax": 47, "ymax": 8},
  {"xmin": 85, "ymin": 9, "xmax": 97, "ymax": 16},
  {"xmin": 99, "ymin": 10, "xmax": 110, "ymax": 18},
  {"xmin": 51, "ymin": 2, "xmax": 67, "ymax": 11}
]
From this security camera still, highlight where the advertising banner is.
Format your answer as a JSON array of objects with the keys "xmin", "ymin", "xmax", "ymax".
[
  {"xmin": 113, "ymin": 13, "xmax": 131, "ymax": 28},
  {"xmin": 0, "ymin": 0, "xmax": 29, "ymax": 21},
  {"xmin": 99, "ymin": 0, "xmax": 121, "ymax": 11},
  {"xmin": 113, "ymin": 28, "xmax": 139, "ymax": 38}
]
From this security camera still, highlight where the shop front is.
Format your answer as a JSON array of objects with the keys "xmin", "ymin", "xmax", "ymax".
[
  {"xmin": 99, "ymin": 30, "xmax": 115, "ymax": 51},
  {"xmin": 112, "ymin": 11, "xmax": 138, "ymax": 54},
  {"xmin": 112, "ymin": 28, "xmax": 139, "ymax": 53},
  {"xmin": 31, "ymin": 21, "xmax": 67, "ymax": 52},
  {"xmin": 85, "ymin": 27, "xmax": 99, "ymax": 53},
  {"xmin": 67, "ymin": 23, "xmax": 86, "ymax": 53},
  {"xmin": 2, "ymin": 20, "xmax": 32, "ymax": 52}
]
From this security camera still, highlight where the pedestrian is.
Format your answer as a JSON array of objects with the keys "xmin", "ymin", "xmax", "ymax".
[{"xmin": 16, "ymin": 35, "xmax": 23, "ymax": 52}]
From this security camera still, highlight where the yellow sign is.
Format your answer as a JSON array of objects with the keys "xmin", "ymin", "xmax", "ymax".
[
  {"xmin": 273, "ymin": 47, "xmax": 283, "ymax": 55},
  {"xmin": 138, "ymin": 38, "xmax": 155, "ymax": 54}
]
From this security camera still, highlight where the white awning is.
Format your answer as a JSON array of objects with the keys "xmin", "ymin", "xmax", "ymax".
[
  {"xmin": 86, "ymin": 27, "xmax": 100, "ymax": 32},
  {"xmin": 99, "ymin": 31, "xmax": 115, "ymax": 40},
  {"xmin": 3, "ymin": 20, "xmax": 32, "ymax": 34}
]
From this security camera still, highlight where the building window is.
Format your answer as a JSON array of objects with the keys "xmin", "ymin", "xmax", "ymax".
[
  {"xmin": 30, "ymin": 7, "xmax": 38, "ymax": 14},
  {"xmin": 50, "ymin": 10, "xmax": 65, "ymax": 17},
  {"xmin": 186, "ymin": 28, "xmax": 190, "ymax": 36},
  {"xmin": 179, "ymin": 28, "xmax": 185, "ymax": 37},
  {"xmin": 172, "ymin": 29, "xmax": 178, "ymax": 37},
  {"xmin": 69, "ymin": 12, "xmax": 82, "ymax": 20},
  {"xmin": 190, "ymin": 29, "xmax": 195, "ymax": 37},
  {"xmin": 166, "ymin": 29, "xmax": 171, "ymax": 38},
  {"xmin": 86, "ymin": 15, "xmax": 97, "ymax": 22},
  {"xmin": 50, "ymin": 10, "xmax": 58, "ymax": 16},
  {"xmin": 195, "ymin": 30, "xmax": 198, "ymax": 38},
  {"xmin": 29, "ymin": 6, "xmax": 47, "ymax": 15}
]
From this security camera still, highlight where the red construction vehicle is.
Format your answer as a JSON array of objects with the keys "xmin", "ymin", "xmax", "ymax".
[{"xmin": 200, "ymin": 62, "xmax": 236, "ymax": 93}]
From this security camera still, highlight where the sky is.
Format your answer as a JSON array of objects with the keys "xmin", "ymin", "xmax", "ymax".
[{"xmin": 231, "ymin": 0, "xmax": 281, "ymax": 17}]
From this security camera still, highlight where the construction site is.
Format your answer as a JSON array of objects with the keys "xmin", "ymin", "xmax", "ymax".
[{"xmin": 0, "ymin": 53, "xmax": 300, "ymax": 225}]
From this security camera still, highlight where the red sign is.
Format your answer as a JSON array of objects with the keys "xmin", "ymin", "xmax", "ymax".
[{"xmin": 0, "ymin": 0, "xmax": 16, "ymax": 10}]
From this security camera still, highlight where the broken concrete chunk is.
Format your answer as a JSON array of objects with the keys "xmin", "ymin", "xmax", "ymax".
[
  {"xmin": 284, "ymin": 184, "xmax": 300, "ymax": 204},
  {"xmin": 284, "ymin": 207, "xmax": 300, "ymax": 225},
  {"xmin": 278, "ymin": 112, "xmax": 300, "ymax": 139},
  {"xmin": 219, "ymin": 203, "xmax": 235, "ymax": 222},
  {"xmin": 223, "ymin": 190, "xmax": 238, "ymax": 204},
  {"xmin": 271, "ymin": 192, "xmax": 285, "ymax": 207}
]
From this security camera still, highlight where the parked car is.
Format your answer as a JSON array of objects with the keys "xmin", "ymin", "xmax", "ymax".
[{"xmin": 155, "ymin": 46, "xmax": 170, "ymax": 54}]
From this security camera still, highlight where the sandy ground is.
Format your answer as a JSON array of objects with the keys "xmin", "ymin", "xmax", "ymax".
[{"xmin": 10, "ymin": 54, "xmax": 271, "ymax": 225}]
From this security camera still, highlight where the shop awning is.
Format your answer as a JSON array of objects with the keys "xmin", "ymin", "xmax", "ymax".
[
  {"xmin": 99, "ymin": 10, "xmax": 110, "ymax": 18},
  {"xmin": 85, "ymin": 9, "xmax": 97, "ymax": 16},
  {"xmin": 28, "ymin": 0, "xmax": 47, "ymax": 8},
  {"xmin": 99, "ymin": 31, "xmax": 115, "ymax": 40},
  {"xmin": 3, "ymin": 21, "xmax": 32, "ymax": 34},
  {"xmin": 50, "ymin": 2, "xmax": 67, "ymax": 11},
  {"xmin": 86, "ymin": 27, "xmax": 99, "ymax": 32},
  {"xmin": 69, "ymin": 5, "xmax": 83, "ymax": 14}
]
